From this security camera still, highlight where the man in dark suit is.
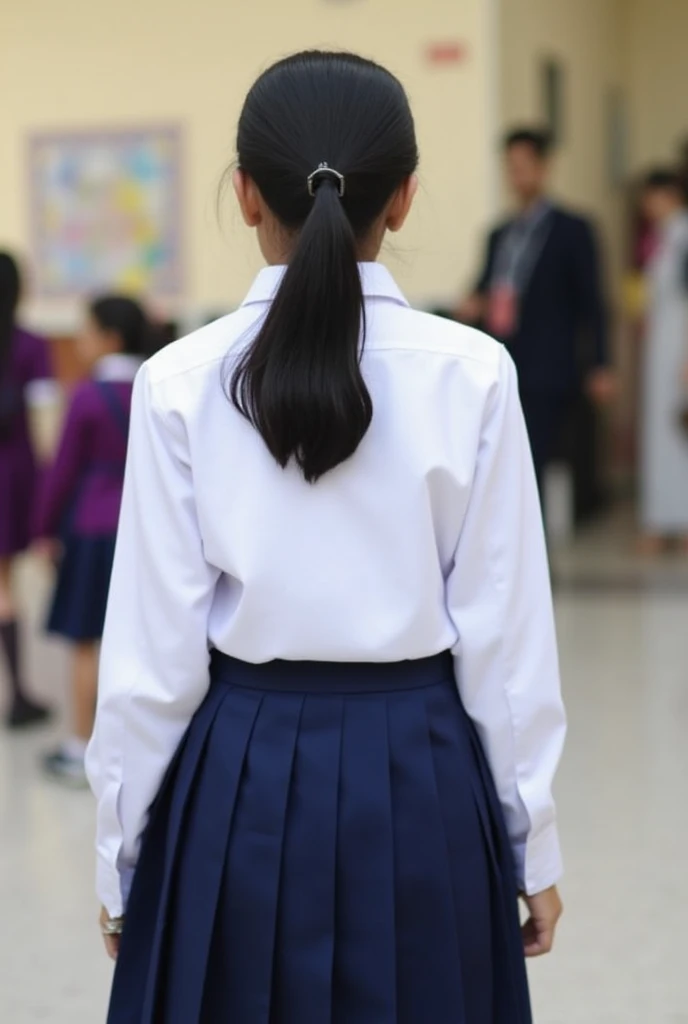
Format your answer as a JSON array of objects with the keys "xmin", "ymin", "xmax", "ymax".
[{"xmin": 459, "ymin": 128, "xmax": 615, "ymax": 495}]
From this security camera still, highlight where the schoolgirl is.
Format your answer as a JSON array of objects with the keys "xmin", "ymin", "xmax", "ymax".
[
  {"xmin": 37, "ymin": 297, "xmax": 151, "ymax": 783},
  {"xmin": 89, "ymin": 52, "xmax": 565, "ymax": 1022},
  {"xmin": 0, "ymin": 251, "xmax": 53, "ymax": 728}
]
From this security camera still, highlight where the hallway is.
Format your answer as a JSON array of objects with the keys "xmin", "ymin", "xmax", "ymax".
[{"xmin": 1, "ymin": 539, "xmax": 687, "ymax": 1023}]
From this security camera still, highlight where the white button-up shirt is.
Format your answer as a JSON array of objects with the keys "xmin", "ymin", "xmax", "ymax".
[{"xmin": 86, "ymin": 262, "xmax": 566, "ymax": 917}]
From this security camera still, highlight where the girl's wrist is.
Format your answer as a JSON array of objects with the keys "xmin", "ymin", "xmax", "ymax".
[{"xmin": 101, "ymin": 914, "xmax": 125, "ymax": 936}]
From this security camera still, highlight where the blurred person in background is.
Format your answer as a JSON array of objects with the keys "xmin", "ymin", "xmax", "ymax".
[
  {"xmin": 638, "ymin": 169, "xmax": 688, "ymax": 552},
  {"xmin": 678, "ymin": 138, "xmax": 688, "ymax": 207},
  {"xmin": 457, "ymin": 128, "xmax": 615, "ymax": 502},
  {"xmin": 0, "ymin": 251, "xmax": 53, "ymax": 728},
  {"xmin": 35, "ymin": 297, "xmax": 154, "ymax": 784}
]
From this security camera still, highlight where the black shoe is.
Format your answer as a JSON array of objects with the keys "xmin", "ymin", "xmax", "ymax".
[
  {"xmin": 42, "ymin": 747, "xmax": 88, "ymax": 788},
  {"xmin": 6, "ymin": 695, "xmax": 52, "ymax": 730}
]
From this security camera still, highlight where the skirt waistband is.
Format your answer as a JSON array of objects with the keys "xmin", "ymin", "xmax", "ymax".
[{"xmin": 209, "ymin": 650, "xmax": 454, "ymax": 694}]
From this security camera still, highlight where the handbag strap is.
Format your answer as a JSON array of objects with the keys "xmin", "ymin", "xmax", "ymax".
[{"xmin": 95, "ymin": 381, "xmax": 130, "ymax": 442}]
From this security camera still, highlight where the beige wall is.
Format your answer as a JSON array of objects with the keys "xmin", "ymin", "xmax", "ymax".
[
  {"xmin": 0, "ymin": 0, "xmax": 498, "ymax": 329},
  {"xmin": 499, "ymin": 0, "xmax": 627, "ymax": 281},
  {"xmin": 498, "ymin": 0, "xmax": 688, "ymax": 242},
  {"xmin": 625, "ymin": 0, "xmax": 688, "ymax": 172}
]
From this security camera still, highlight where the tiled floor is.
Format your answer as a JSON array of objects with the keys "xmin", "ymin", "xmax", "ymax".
[{"xmin": 1, "ymin": 530, "xmax": 687, "ymax": 1023}]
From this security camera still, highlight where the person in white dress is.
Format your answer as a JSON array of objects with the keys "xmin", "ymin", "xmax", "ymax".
[{"xmin": 640, "ymin": 169, "xmax": 688, "ymax": 550}]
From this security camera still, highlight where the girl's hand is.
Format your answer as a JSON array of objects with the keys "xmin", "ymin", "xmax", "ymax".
[
  {"xmin": 455, "ymin": 292, "xmax": 485, "ymax": 324},
  {"xmin": 586, "ymin": 367, "xmax": 617, "ymax": 404},
  {"xmin": 100, "ymin": 906, "xmax": 124, "ymax": 961},
  {"xmin": 521, "ymin": 885, "xmax": 563, "ymax": 957},
  {"xmin": 32, "ymin": 537, "xmax": 61, "ymax": 563}
]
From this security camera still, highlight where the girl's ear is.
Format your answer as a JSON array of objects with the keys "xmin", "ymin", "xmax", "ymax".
[
  {"xmin": 233, "ymin": 169, "xmax": 263, "ymax": 228},
  {"xmin": 386, "ymin": 174, "xmax": 419, "ymax": 233}
]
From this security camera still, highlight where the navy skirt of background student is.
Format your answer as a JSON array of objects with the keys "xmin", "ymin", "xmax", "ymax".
[
  {"xmin": 107, "ymin": 651, "xmax": 532, "ymax": 1024},
  {"xmin": 47, "ymin": 382, "xmax": 128, "ymax": 644},
  {"xmin": 46, "ymin": 534, "xmax": 117, "ymax": 642}
]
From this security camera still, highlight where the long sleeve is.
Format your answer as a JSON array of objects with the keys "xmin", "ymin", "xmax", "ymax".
[
  {"xmin": 447, "ymin": 349, "xmax": 566, "ymax": 896},
  {"xmin": 85, "ymin": 364, "xmax": 220, "ymax": 917},
  {"xmin": 571, "ymin": 218, "xmax": 609, "ymax": 369},
  {"xmin": 35, "ymin": 388, "xmax": 89, "ymax": 538}
]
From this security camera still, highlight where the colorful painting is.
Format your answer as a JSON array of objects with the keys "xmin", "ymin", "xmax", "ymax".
[{"xmin": 29, "ymin": 126, "xmax": 183, "ymax": 298}]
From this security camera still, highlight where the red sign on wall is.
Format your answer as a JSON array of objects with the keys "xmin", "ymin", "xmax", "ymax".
[{"xmin": 425, "ymin": 42, "xmax": 468, "ymax": 65}]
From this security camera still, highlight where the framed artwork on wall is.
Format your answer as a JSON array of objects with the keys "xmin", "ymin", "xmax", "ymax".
[
  {"xmin": 540, "ymin": 57, "xmax": 566, "ymax": 146},
  {"xmin": 29, "ymin": 125, "xmax": 183, "ymax": 299},
  {"xmin": 606, "ymin": 88, "xmax": 628, "ymax": 187}
]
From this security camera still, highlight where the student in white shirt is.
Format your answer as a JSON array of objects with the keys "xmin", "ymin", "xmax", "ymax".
[{"xmin": 89, "ymin": 50, "xmax": 565, "ymax": 1024}]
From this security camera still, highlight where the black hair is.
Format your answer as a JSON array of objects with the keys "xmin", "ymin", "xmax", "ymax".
[
  {"xmin": 0, "ymin": 253, "xmax": 22, "ymax": 439},
  {"xmin": 229, "ymin": 50, "xmax": 419, "ymax": 483},
  {"xmin": 0, "ymin": 252, "xmax": 21, "ymax": 380},
  {"xmin": 89, "ymin": 295, "xmax": 159, "ymax": 358},
  {"xmin": 642, "ymin": 167, "xmax": 685, "ymax": 196},
  {"xmin": 503, "ymin": 128, "xmax": 553, "ymax": 159}
]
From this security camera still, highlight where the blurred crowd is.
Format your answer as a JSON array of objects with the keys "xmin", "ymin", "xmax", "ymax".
[
  {"xmin": 454, "ymin": 127, "xmax": 688, "ymax": 547},
  {"xmin": 0, "ymin": 254, "xmax": 169, "ymax": 780}
]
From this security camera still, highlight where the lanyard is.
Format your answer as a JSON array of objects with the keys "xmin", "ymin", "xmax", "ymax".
[{"xmin": 494, "ymin": 203, "xmax": 553, "ymax": 291}]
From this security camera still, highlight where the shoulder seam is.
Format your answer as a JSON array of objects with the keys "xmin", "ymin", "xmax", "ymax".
[
  {"xmin": 367, "ymin": 341, "xmax": 501, "ymax": 366},
  {"xmin": 147, "ymin": 354, "xmax": 227, "ymax": 386},
  {"xmin": 148, "ymin": 344, "xmax": 500, "ymax": 381}
]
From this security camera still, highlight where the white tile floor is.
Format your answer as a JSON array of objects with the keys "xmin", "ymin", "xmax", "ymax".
[{"xmin": 1, "ymin": 538, "xmax": 687, "ymax": 1023}]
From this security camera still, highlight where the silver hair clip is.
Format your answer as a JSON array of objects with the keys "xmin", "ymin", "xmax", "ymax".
[{"xmin": 307, "ymin": 162, "xmax": 345, "ymax": 198}]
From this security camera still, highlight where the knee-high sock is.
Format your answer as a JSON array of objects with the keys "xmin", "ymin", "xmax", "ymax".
[{"xmin": 0, "ymin": 619, "xmax": 25, "ymax": 700}]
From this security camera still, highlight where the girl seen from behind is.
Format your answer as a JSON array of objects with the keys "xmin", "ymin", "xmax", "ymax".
[
  {"xmin": 89, "ymin": 52, "xmax": 565, "ymax": 1022},
  {"xmin": 36, "ymin": 298, "xmax": 153, "ymax": 785},
  {"xmin": 0, "ymin": 252, "xmax": 53, "ymax": 729}
]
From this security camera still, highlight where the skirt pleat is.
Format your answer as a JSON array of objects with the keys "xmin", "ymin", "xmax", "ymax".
[
  {"xmin": 162, "ymin": 690, "xmax": 264, "ymax": 1023},
  {"xmin": 107, "ymin": 653, "xmax": 532, "ymax": 1024},
  {"xmin": 270, "ymin": 695, "xmax": 343, "ymax": 1023},
  {"xmin": 219, "ymin": 693, "xmax": 304, "ymax": 1023},
  {"xmin": 465, "ymin": 723, "xmax": 533, "ymax": 1023},
  {"xmin": 425, "ymin": 682, "xmax": 498, "ymax": 1022},
  {"xmin": 108, "ymin": 684, "xmax": 229, "ymax": 1023},
  {"xmin": 332, "ymin": 697, "xmax": 397, "ymax": 1024},
  {"xmin": 388, "ymin": 690, "xmax": 466, "ymax": 1023}
]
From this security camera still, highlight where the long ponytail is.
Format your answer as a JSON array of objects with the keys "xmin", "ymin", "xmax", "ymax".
[
  {"xmin": 230, "ymin": 51, "xmax": 418, "ymax": 482},
  {"xmin": 0, "ymin": 253, "xmax": 21, "ymax": 382},
  {"xmin": 0, "ymin": 253, "xmax": 22, "ymax": 440},
  {"xmin": 231, "ymin": 177, "xmax": 370, "ymax": 483}
]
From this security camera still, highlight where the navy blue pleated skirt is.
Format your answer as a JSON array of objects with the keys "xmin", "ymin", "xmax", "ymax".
[
  {"xmin": 108, "ymin": 651, "xmax": 532, "ymax": 1024},
  {"xmin": 47, "ymin": 534, "xmax": 116, "ymax": 642}
]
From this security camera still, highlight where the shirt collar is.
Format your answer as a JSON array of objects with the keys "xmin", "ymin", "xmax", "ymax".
[
  {"xmin": 240, "ymin": 261, "xmax": 410, "ymax": 309},
  {"xmin": 514, "ymin": 197, "xmax": 553, "ymax": 227},
  {"xmin": 92, "ymin": 354, "xmax": 142, "ymax": 383}
]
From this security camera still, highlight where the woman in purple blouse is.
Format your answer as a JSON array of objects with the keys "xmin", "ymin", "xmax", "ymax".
[
  {"xmin": 0, "ymin": 252, "xmax": 53, "ymax": 728},
  {"xmin": 36, "ymin": 297, "xmax": 153, "ymax": 784}
]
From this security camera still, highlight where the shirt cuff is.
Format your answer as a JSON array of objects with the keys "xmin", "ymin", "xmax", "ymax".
[
  {"xmin": 513, "ymin": 820, "xmax": 563, "ymax": 895},
  {"xmin": 25, "ymin": 379, "xmax": 60, "ymax": 407},
  {"xmin": 96, "ymin": 853, "xmax": 134, "ymax": 919}
]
